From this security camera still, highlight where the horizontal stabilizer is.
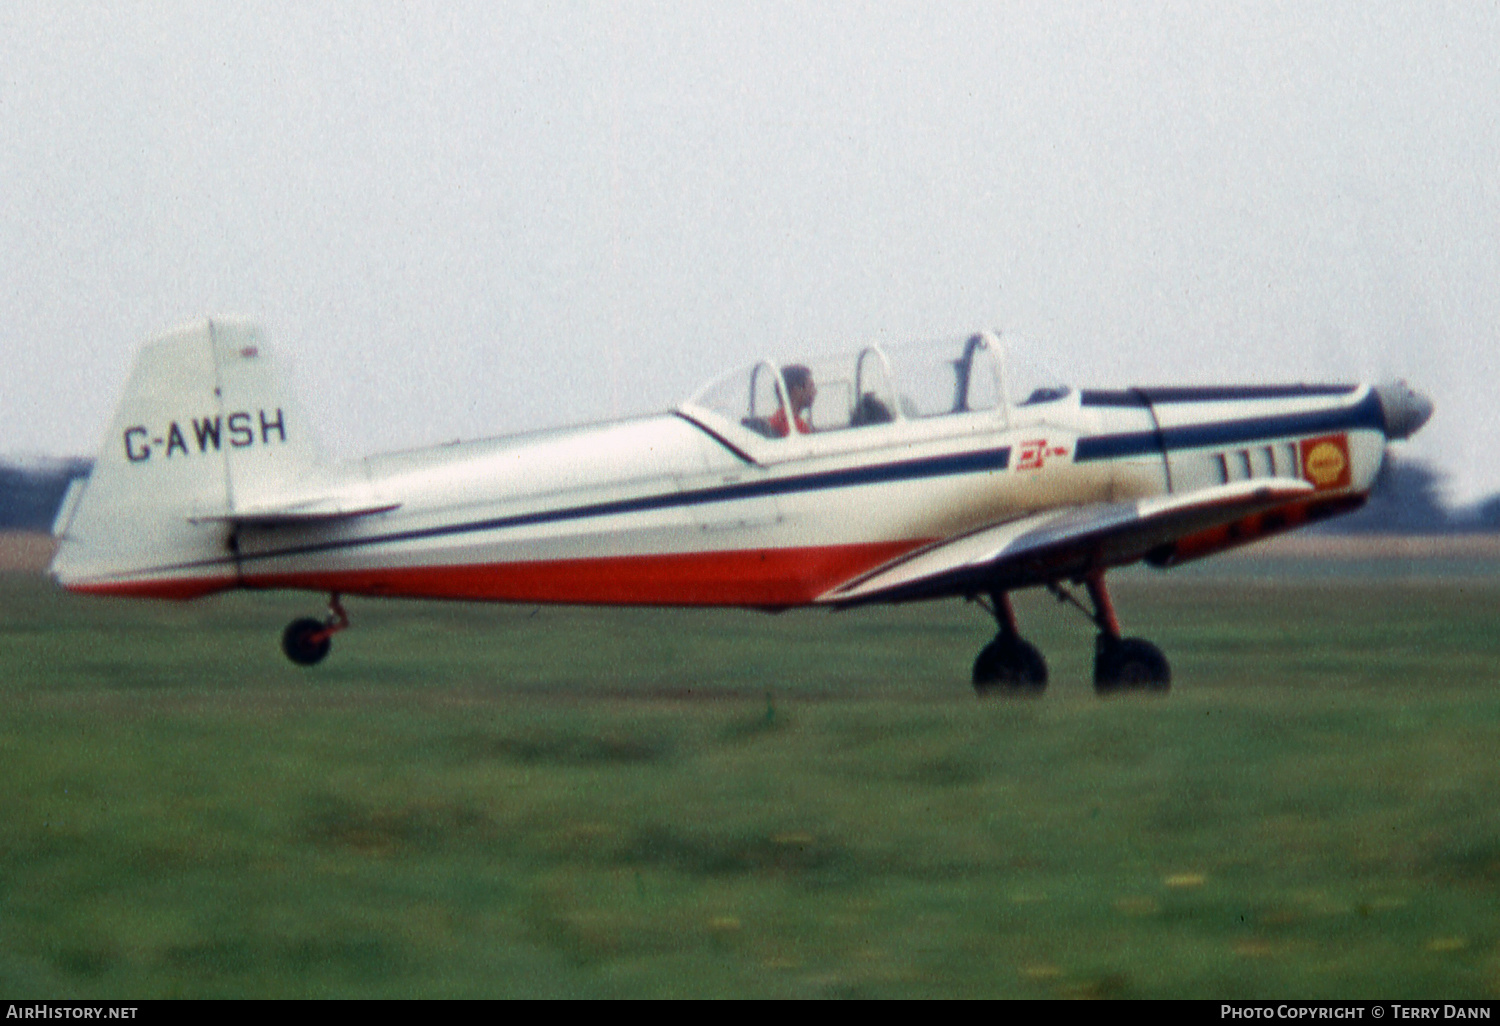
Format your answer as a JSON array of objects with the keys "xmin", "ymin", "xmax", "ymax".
[
  {"xmin": 189, "ymin": 500, "xmax": 401, "ymax": 527},
  {"xmin": 821, "ymin": 477, "xmax": 1315, "ymax": 605}
]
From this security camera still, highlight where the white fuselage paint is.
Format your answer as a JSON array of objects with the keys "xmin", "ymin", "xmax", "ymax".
[{"xmin": 49, "ymin": 322, "xmax": 1395, "ymax": 607}]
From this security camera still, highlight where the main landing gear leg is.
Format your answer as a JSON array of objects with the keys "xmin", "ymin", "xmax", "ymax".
[
  {"xmin": 971, "ymin": 592, "xmax": 1048, "ymax": 696},
  {"xmin": 282, "ymin": 594, "xmax": 349, "ymax": 667},
  {"xmin": 1051, "ymin": 571, "xmax": 1170, "ymax": 694}
]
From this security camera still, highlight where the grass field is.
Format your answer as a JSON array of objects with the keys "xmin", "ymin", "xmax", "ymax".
[{"xmin": 2, "ymin": 566, "xmax": 1499, "ymax": 998}]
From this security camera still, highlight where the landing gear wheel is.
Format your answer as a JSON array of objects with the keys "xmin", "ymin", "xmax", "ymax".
[
  {"xmin": 973, "ymin": 635, "xmax": 1048, "ymax": 695},
  {"xmin": 1093, "ymin": 636, "xmax": 1170, "ymax": 694},
  {"xmin": 282, "ymin": 617, "xmax": 332, "ymax": 666}
]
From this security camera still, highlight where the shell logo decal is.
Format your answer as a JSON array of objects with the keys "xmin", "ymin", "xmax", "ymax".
[{"xmin": 1299, "ymin": 433, "xmax": 1352, "ymax": 490}]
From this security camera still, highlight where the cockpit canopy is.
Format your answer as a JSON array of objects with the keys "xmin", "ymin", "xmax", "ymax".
[{"xmin": 679, "ymin": 332, "xmax": 1071, "ymax": 459}]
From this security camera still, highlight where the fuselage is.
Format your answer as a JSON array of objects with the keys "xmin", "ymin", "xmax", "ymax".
[
  {"xmin": 49, "ymin": 324, "xmax": 1427, "ymax": 607},
  {"xmin": 59, "ymin": 388, "xmax": 1387, "ymax": 605}
]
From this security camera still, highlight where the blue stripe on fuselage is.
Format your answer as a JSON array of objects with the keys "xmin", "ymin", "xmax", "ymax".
[
  {"xmin": 229, "ymin": 444, "xmax": 1015, "ymax": 566},
  {"xmin": 1081, "ymin": 384, "xmax": 1358, "ymax": 407},
  {"xmin": 1075, "ymin": 390, "xmax": 1384, "ymax": 463}
]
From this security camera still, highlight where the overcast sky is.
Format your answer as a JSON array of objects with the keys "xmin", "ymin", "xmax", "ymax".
[{"xmin": 2, "ymin": 2, "xmax": 1496, "ymax": 500}]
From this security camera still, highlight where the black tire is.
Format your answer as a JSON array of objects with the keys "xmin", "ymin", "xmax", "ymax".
[
  {"xmin": 282, "ymin": 617, "xmax": 332, "ymax": 666},
  {"xmin": 973, "ymin": 635, "xmax": 1048, "ymax": 696},
  {"xmin": 1094, "ymin": 636, "xmax": 1170, "ymax": 694}
]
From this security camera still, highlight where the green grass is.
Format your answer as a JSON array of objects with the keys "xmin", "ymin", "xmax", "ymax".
[{"xmin": 2, "ymin": 569, "xmax": 1499, "ymax": 997}]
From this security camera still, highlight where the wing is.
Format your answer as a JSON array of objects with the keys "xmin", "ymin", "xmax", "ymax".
[{"xmin": 820, "ymin": 478, "xmax": 1315, "ymax": 606}]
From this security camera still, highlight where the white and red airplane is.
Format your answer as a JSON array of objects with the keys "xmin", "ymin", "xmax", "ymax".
[{"xmin": 50, "ymin": 318, "xmax": 1432, "ymax": 694}]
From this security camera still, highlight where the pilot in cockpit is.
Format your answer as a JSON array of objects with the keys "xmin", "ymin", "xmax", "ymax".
[{"xmin": 768, "ymin": 364, "xmax": 816, "ymax": 437}]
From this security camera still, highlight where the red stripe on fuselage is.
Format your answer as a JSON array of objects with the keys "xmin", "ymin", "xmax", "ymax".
[
  {"xmin": 240, "ymin": 541, "xmax": 928, "ymax": 607},
  {"xmin": 63, "ymin": 577, "xmax": 238, "ymax": 600},
  {"xmin": 68, "ymin": 541, "xmax": 932, "ymax": 607}
]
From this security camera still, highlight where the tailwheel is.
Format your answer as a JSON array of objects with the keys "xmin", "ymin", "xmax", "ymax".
[
  {"xmin": 971, "ymin": 592, "xmax": 1048, "ymax": 696},
  {"xmin": 281, "ymin": 594, "xmax": 349, "ymax": 667},
  {"xmin": 1093, "ymin": 635, "xmax": 1171, "ymax": 694},
  {"xmin": 282, "ymin": 618, "xmax": 332, "ymax": 666}
]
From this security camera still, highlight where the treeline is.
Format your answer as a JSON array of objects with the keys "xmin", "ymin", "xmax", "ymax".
[
  {"xmin": 0, "ymin": 455, "xmax": 1495, "ymax": 534},
  {"xmin": 1324, "ymin": 458, "xmax": 1500, "ymax": 534},
  {"xmin": 0, "ymin": 458, "xmax": 92, "ymax": 531}
]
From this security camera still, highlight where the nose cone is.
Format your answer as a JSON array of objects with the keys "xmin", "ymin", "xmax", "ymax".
[{"xmin": 1374, "ymin": 381, "xmax": 1435, "ymax": 440}]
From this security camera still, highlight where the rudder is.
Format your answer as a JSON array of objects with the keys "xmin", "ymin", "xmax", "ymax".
[{"xmin": 50, "ymin": 318, "xmax": 323, "ymax": 598}]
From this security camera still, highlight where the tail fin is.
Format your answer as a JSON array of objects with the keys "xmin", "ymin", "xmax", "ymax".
[{"xmin": 51, "ymin": 318, "xmax": 325, "ymax": 598}]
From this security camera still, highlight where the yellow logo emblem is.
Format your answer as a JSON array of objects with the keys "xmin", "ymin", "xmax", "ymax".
[{"xmin": 1304, "ymin": 441, "xmax": 1348, "ymax": 487}]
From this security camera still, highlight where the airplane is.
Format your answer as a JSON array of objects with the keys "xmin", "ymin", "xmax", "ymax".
[{"xmin": 49, "ymin": 318, "xmax": 1433, "ymax": 694}]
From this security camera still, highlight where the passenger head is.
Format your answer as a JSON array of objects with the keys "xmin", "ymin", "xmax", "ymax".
[{"xmin": 781, "ymin": 364, "xmax": 816, "ymax": 413}]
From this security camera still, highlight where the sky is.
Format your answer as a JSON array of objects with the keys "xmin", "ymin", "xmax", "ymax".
[{"xmin": 2, "ymin": 1, "xmax": 1497, "ymax": 501}]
